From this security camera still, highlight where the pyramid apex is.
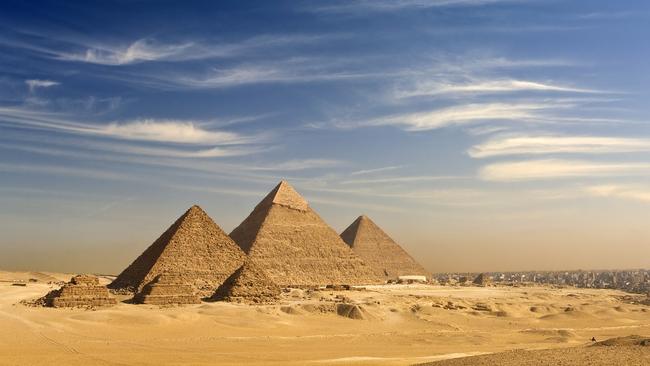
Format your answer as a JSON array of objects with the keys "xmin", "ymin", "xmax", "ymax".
[{"xmin": 258, "ymin": 180, "xmax": 309, "ymax": 211}]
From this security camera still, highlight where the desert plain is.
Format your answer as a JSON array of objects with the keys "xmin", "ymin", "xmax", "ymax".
[{"xmin": 2, "ymin": 270, "xmax": 649, "ymax": 366}]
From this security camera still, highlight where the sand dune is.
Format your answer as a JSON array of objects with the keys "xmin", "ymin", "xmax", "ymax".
[
  {"xmin": 418, "ymin": 336, "xmax": 650, "ymax": 365},
  {"xmin": 1, "ymin": 274, "xmax": 649, "ymax": 365}
]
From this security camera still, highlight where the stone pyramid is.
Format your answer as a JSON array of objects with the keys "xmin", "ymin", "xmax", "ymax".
[
  {"xmin": 109, "ymin": 205, "xmax": 246, "ymax": 296},
  {"xmin": 46, "ymin": 274, "xmax": 117, "ymax": 308},
  {"xmin": 473, "ymin": 273, "xmax": 490, "ymax": 286},
  {"xmin": 212, "ymin": 260, "xmax": 281, "ymax": 304},
  {"xmin": 134, "ymin": 273, "xmax": 201, "ymax": 305},
  {"xmin": 229, "ymin": 181, "xmax": 381, "ymax": 286},
  {"xmin": 340, "ymin": 215, "xmax": 428, "ymax": 280}
]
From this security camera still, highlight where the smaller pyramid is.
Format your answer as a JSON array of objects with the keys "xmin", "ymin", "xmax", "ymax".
[
  {"xmin": 341, "ymin": 215, "xmax": 429, "ymax": 280},
  {"xmin": 46, "ymin": 275, "xmax": 117, "ymax": 308},
  {"xmin": 134, "ymin": 273, "xmax": 201, "ymax": 305},
  {"xmin": 211, "ymin": 261, "xmax": 281, "ymax": 304},
  {"xmin": 472, "ymin": 273, "xmax": 490, "ymax": 286}
]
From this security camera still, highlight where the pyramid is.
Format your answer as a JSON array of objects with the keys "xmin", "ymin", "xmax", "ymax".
[
  {"xmin": 340, "ymin": 215, "xmax": 428, "ymax": 280},
  {"xmin": 46, "ymin": 274, "xmax": 117, "ymax": 308},
  {"xmin": 229, "ymin": 181, "xmax": 381, "ymax": 286},
  {"xmin": 473, "ymin": 273, "xmax": 490, "ymax": 286},
  {"xmin": 109, "ymin": 205, "xmax": 246, "ymax": 296},
  {"xmin": 211, "ymin": 260, "xmax": 281, "ymax": 304},
  {"xmin": 134, "ymin": 273, "xmax": 201, "ymax": 305}
]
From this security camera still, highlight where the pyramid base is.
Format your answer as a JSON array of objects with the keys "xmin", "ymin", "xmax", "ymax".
[{"xmin": 134, "ymin": 294, "xmax": 201, "ymax": 305}]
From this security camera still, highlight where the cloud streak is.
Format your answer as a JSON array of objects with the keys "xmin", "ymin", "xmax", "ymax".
[
  {"xmin": 25, "ymin": 79, "xmax": 59, "ymax": 92},
  {"xmin": 586, "ymin": 185, "xmax": 650, "ymax": 203},
  {"xmin": 0, "ymin": 107, "xmax": 254, "ymax": 145},
  {"xmin": 310, "ymin": 0, "xmax": 524, "ymax": 14},
  {"xmin": 480, "ymin": 159, "xmax": 650, "ymax": 181},
  {"xmin": 360, "ymin": 103, "xmax": 556, "ymax": 131},
  {"xmin": 397, "ymin": 79, "xmax": 601, "ymax": 98},
  {"xmin": 470, "ymin": 134, "xmax": 650, "ymax": 158}
]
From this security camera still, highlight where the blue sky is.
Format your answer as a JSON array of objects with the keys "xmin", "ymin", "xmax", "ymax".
[{"xmin": 1, "ymin": 0, "xmax": 649, "ymax": 274}]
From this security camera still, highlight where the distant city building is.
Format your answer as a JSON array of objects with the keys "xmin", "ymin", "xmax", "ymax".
[{"xmin": 432, "ymin": 269, "xmax": 650, "ymax": 295}]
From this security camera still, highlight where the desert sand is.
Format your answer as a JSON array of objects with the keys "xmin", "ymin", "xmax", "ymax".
[{"xmin": 1, "ymin": 271, "xmax": 649, "ymax": 366}]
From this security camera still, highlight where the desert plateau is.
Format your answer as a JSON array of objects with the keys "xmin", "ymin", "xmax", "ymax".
[{"xmin": 2, "ymin": 270, "xmax": 649, "ymax": 365}]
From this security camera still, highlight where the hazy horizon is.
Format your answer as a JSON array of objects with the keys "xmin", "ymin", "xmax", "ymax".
[{"xmin": 1, "ymin": 0, "xmax": 649, "ymax": 275}]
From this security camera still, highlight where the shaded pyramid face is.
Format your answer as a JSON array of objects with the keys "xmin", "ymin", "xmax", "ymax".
[
  {"xmin": 340, "ymin": 215, "xmax": 429, "ymax": 280},
  {"xmin": 109, "ymin": 205, "xmax": 246, "ymax": 296},
  {"xmin": 230, "ymin": 181, "xmax": 381, "ymax": 286},
  {"xmin": 212, "ymin": 260, "xmax": 281, "ymax": 304}
]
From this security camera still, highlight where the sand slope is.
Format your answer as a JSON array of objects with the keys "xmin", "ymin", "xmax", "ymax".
[
  {"xmin": 418, "ymin": 336, "xmax": 650, "ymax": 366},
  {"xmin": 1, "ymin": 271, "xmax": 650, "ymax": 365}
]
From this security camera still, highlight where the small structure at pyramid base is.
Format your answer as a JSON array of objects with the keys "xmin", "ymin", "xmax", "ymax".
[
  {"xmin": 46, "ymin": 274, "xmax": 117, "ymax": 308},
  {"xmin": 134, "ymin": 273, "xmax": 201, "ymax": 305},
  {"xmin": 211, "ymin": 261, "xmax": 281, "ymax": 305}
]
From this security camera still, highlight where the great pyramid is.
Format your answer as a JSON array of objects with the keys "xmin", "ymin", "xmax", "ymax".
[
  {"xmin": 211, "ymin": 260, "xmax": 281, "ymax": 304},
  {"xmin": 109, "ymin": 205, "xmax": 246, "ymax": 296},
  {"xmin": 45, "ymin": 274, "xmax": 117, "ymax": 308},
  {"xmin": 134, "ymin": 273, "xmax": 201, "ymax": 305},
  {"xmin": 340, "ymin": 215, "xmax": 428, "ymax": 280},
  {"xmin": 229, "ymin": 181, "xmax": 381, "ymax": 286}
]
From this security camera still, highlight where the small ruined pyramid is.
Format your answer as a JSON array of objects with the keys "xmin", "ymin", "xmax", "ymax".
[
  {"xmin": 230, "ymin": 181, "xmax": 381, "ymax": 286},
  {"xmin": 109, "ymin": 205, "xmax": 246, "ymax": 296},
  {"xmin": 134, "ymin": 273, "xmax": 201, "ymax": 305},
  {"xmin": 211, "ymin": 260, "xmax": 281, "ymax": 304},
  {"xmin": 340, "ymin": 215, "xmax": 428, "ymax": 280},
  {"xmin": 45, "ymin": 274, "xmax": 116, "ymax": 308},
  {"xmin": 473, "ymin": 273, "xmax": 490, "ymax": 286}
]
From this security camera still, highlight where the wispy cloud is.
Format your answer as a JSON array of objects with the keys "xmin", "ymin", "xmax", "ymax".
[
  {"xmin": 247, "ymin": 159, "xmax": 344, "ymax": 171},
  {"xmin": 357, "ymin": 102, "xmax": 557, "ymax": 131},
  {"xmin": 6, "ymin": 33, "xmax": 337, "ymax": 66},
  {"xmin": 25, "ymin": 79, "xmax": 59, "ymax": 92},
  {"xmin": 397, "ymin": 79, "xmax": 601, "ymax": 98},
  {"xmin": 0, "ymin": 107, "xmax": 255, "ymax": 145},
  {"xmin": 0, "ymin": 162, "xmax": 137, "ymax": 181},
  {"xmin": 341, "ymin": 175, "xmax": 466, "ymax": 185},
  {"xmin": 586, "ymin": 185, "xmax": 650, "ymax": 203},
  {"xmin": 167, "ymin": 58, "xmax": 375, "ymax": 89},
  {"xmin": 56, "ymin": 38, "xmax": 194, "ymax": 65},
  {"xmin": 310, "ymin": 0, "xmax": 523, "ymax": 14},
  {"xmin": 470, "ymin": 134, "xmax": 650, "ymax": 158},
  {"xmin": 350, "ymin": 165, "xmax": 403, "ymax": 176},
  {"xmin": 480, "ymin": 159, "xmax": 650, "ymax": 181}
]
